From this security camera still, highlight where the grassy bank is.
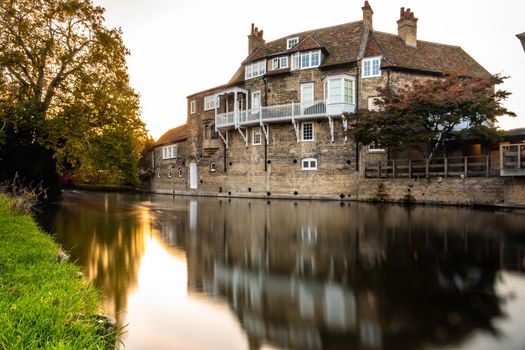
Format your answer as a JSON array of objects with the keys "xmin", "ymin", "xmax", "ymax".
[{"xmin": 0, "ymin": 195, "xmax": 114, "ymax": 349}]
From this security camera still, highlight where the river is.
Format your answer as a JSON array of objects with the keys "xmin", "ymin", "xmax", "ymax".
[{"xmin": 37, "ymin": 191, "xmax": 525, "ymax": 350}]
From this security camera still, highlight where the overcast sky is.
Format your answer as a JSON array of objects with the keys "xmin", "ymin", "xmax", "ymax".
[{"xmin": 93, "ymin": 0, "xmax": 525, "ymax": 140}]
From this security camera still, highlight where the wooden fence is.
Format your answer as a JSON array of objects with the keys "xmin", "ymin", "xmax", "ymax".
[{"xmin": 365, "ymin": 156, "xmax": 493, "ymax": 178}]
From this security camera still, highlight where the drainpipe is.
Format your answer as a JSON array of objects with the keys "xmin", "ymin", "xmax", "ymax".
[
  {"xmin": 355, "ymin": 62, "xmax": 360, "ymax": 172},
  {"xmin": 263, "ymin": 77, "xmax": 269, "ymax": 171}
]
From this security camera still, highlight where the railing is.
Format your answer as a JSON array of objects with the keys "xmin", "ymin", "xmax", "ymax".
[
  {"xmin": 365, "ymin": 156, "xmax": 494, "ymax": 178},
  {"xmin": 500, "ymin": 144, "xmax": 525, "ymax": 176},
  {"xmin": 216, "ymin": 100, "xmax": 354, "ymax": 128}
]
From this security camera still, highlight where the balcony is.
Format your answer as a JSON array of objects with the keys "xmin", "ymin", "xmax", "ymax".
[{"xmin": 215, "ymin": 100, "xmax": 355, "ymax": 129}]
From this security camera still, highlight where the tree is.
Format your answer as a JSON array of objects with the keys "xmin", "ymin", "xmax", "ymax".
[
  {"xmin": 347, "ymin": 73, "xmax": 515, "ymax": 159},
  {"xmin": 0, "ymin": 0, "xmax": 147, "ymax": 189}
]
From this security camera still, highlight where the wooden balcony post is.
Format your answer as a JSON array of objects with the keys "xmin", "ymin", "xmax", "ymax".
[
  {"xmin": 485, "ymin": 155, "xmax": 490, "ymax": 177},
  {"xmin": 464, "ymin": 156, "xmax": 468, "ymax": 177},
  {"xmin": 392, "ymin": 160, "xmax": 396, "ymax": 178}
]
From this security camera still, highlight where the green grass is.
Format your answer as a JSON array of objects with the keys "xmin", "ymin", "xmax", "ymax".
[{"xmin": 0, "ymin": 195, "xmax": 115, "ymax": 349}]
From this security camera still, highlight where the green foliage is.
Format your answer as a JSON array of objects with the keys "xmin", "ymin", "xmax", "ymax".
[
  {"xmin": 0, "ymin": 195, "xmax": 115, "ymax": 349},
  {"xmin": 347, "ymin": 73, "xmax": 515, "ymax": 159},
  {"xmin": 0, "ymin": 0, "xmax": 147, "ymax": 188}
]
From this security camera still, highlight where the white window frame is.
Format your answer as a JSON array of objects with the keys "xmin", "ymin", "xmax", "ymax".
[
  {"xmin": 362, "ymin": 56, "xmax": 381, "ymax": 78},
  {"xmin": 367, "ymin": 142, "xmax": 386, "ymax": 153},
  {"xmin": 251, "ymin": 90, "xmax": 261, "ymax": 109},
  {"xmin": 204, "ymin": 95, "xmax": 219, "ymax": 111},
  {"xmin": 287, "ymin": 37, "xmax": 299, "ymax": 50},
  {"xmin": 245, "ymin": 59, "xmax": 266, "ymax": 80},
  {"xmin": 162, "ymin": 145, "xmax": 177, "ymax": 160},
  {"xmin": 178, "ymin": 168, "xmax": 183, "ymax": 178},
  {"xmin": 157, "ymin": 169, "xmax": 161, "ymax": 179},
  {"xmin": 299, "ymin": 50, "xmax": 321, "ymax": 70},
  {"xmin": 210, "ymin": 161, "xmax": 216, "ymax": 172},
  {"xmin": 301, "ymin": 158, "xmax": 318, "ymax": 170},
  {"xmin": 325, "ymin": 75, "xmax": 355, "ymax": 105},
  {"xmin": 190, "ymin": 100, "xmax": 196, "ymax": 114},
  {"xmin": 272, "ymin": 56, "xmax": 289, "ymax": 70},
  {"xmin": 301, "ymin": 122, "xmax": 314, "ymax": 142},
  {"xmin": 291, "ymin": 52, "xmax": 300, "ymax": 70},
  {"xmin": 252, "ymin": 127, "xmax": 262, "ymax": 145}
]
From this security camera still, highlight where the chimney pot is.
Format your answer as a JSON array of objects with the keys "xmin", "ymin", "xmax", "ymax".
[{"xmin": 248, "ymin": 23, "xmax": 266, "ymax": 54}]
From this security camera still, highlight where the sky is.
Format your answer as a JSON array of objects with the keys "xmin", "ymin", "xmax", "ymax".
[{"xmin": 92, "ymin": 0, "xmax": 525, "ymax": 140}]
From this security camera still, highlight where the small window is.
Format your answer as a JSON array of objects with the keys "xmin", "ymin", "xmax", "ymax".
[
  {"xmin": 367, "ymin": 142, "xmax": 385, "ymax": 153},
  {"xmin": 210, "ymin": 161, "xmax": 216, "ymax": 172},
  {"xmin": 178, "ymin": 168, "xmax": 183, "ymax": 177},
  {"xmin": 167, "ymin": 169, "xmax": 172, "ymax": 178},
  {"xmin": 301, "ymin": 122, "xmax": 314, "ymax": 142},
  {"xmin": 157, "ymin": 169, "xmax": 161, "ymax": 179},
  {"xmin": 204, "ymin": 95, "xmax": 219, "ymax": 111},
  {"xmin": 252, "ymin": 127, "xmax": 262, "ymax": 145},
  {"xmin": 272, "ymin": 56, "xmax": 288, "ymax": 70},
  {"xmin": 162, "ymin": 145, "xmax": 177, "ymax": 159},
  {"xmin": 362, "ymin": 56, "xmax": 381, "ymax": 78},
  {"xmin": 190, "ymin": 100, "xmax": 196, "ymax": 114},
  {"xmin": 301, "ymin": 158, "xmax": 317, "ymax": 170},
  {"xmin": 287, "ymin": 37, "xmax": 299, "ymax": 50}
]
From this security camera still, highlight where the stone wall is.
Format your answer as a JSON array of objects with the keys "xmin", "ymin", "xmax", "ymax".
[{"xmin": 353, "ymin": 176, "xmax": 525, "ymax": 207}]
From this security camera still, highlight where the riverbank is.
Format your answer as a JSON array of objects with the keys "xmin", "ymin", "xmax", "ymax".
[{"xmin": 0, "ymin": 195, "xmax": 115, "ymax": 349}]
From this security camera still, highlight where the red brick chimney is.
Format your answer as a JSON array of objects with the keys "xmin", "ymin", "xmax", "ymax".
[
  {"xmin": 362, "ymin": 1, "xmax": 374, "ymax": 30},
  {"xmin": 397, "ymin": 7, "xmax": 418, "ymax": 48},
  {"xmin": 248, "ymin": 23, "xmax": 265, "ymax": 54}
]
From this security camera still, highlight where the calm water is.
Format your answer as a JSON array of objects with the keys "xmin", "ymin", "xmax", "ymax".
[{"xmin": 37, "ymin": 191, "xmax": 525, "ymax": 350}]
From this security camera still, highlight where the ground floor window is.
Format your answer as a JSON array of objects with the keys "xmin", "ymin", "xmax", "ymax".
[
  {"xmin": 301, "ymin": 158, "xmax": 317, "ymax": 170},
  {"xmin": 178, "ymin": 168, "xmax": 183, "ymax": 177},
  {"xmin": 301, "ymin": 122, "xmax": 314, "ymax": 141},
  {"xmin": 210, "ymin": 161, "xmax": 216, "ymax": 172},
  {"xmin": 367, "ymin": 142, "xmax": 385, "ymax": 153},
  {"xmin": 252, "ymin": 127, "xmax": 262, "ymax": 145}
]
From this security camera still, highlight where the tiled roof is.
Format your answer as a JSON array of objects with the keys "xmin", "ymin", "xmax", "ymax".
[
  {"xmin": 371, "ymin": 31, "xmax": 492, "ymax": 78},
  {"xmin": 155, "ymin": 124, "xmax": 188, "ymax": 146},
  {"xmin": 241, "ymin": 21, "xmax": 491, "ymax": 79},
  {"xmin": 245, "ymin": 21, "xmax": 365, "ymax": 66}
]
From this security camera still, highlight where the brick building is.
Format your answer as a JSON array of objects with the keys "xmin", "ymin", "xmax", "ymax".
[{"xmin": 151, "ymin": 2, "xmax": 497, "ymax": 200}]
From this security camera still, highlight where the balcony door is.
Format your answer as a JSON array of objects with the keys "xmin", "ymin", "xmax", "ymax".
[
  {"xmin": 301, "ymin": 83, "xmax": 314, "ymax": 114},
  {"xmin": 189, "ymin": 162, "xmax": 198, "ymax": 189}
]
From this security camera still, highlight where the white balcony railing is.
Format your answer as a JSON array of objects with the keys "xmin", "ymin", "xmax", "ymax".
[{"xmin": 216, "ymin": 100, "xmax": 355, "ymax": 129}]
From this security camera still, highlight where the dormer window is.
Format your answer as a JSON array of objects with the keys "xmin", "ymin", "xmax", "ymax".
[
  {"xmin": 287, "ymin": 37, "xmax": 299, "ymax": 50},
  {"xmin": 291, "ymin": 50, "xmax": 321, "ymax": 70},
  {"xmin": 272, "ymin": 56, "xmax": 288, "ymax": 70},
  {"xmin": 245, "ymin": 59, "xmax": 266, "ymax": 80},
  {"xmin": 362, "ymin": 56, "xmax": 381, "ymax": 78}
]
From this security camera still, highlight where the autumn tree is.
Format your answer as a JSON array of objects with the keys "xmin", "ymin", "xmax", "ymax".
[
  {"xmin": 347, "ymin": 73, "xmax": 515, "ymax": 159},
  {"xmin": 0, "ymin": 0, "xmax": 147, "ymax": 189}
]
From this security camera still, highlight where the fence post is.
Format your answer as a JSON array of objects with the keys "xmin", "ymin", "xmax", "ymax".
[
  {"xmin": 444, "ymin": 157, "xmax": 448, "ymax": 177},
  {"xmin": 464, "ymin": 157, "xmax": 468, "ymax": 177},
  {"xmin": 408, "ymin": 159, "xmax": 412, "ymax": 178},
  {"xmin": 485, "ymin": 155, "xmax": 490, "ymax": 177},
  {"xmin": 378, "ymin": 161, "xmax": 381, "ymax": 178},
  {"xmin": 425, "ymin": 159, "xmax": 429, "ymax": 178},
  {"xmin": 392, "ymin": 160, "xmax": 396, "ymax": 178}
]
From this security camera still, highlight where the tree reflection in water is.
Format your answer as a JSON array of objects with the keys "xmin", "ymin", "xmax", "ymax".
[{"xmin": 38, "ymin": 193, "xmax": 525, "ymax": 350}]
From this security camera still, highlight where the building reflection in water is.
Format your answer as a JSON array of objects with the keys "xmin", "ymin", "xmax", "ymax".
[{"xmin": 39, "ymin": 192, "xmax": 525, "ymax": 350}]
